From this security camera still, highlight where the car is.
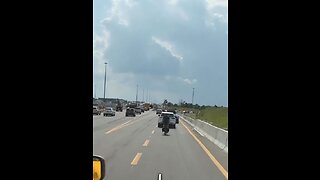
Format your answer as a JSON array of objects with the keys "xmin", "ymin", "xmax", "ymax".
[
  {"xmin": 103, "ymin": 107, "xmax": 115, "ymax": 116},
  {"xmin": 166, "ymin": 109, "xmax": 179, "ymax": 124},
  {"xmin": 116, "ymin": 105, "xmax": 123, "ymax": 112},
  {"xmin": 125, "ymin": 108, "xmax": 136, "ymax": 117},
  {"xmin": 134, "ymin": 108, "xmax": 142, "ymax": 114},
  {"xmin": 157, "ymin": 112, "xmax": 176, "ymax": 129},
  {"xmin": 93, "ymin": 106, "xmax": 101, "ymax": 115},
  {"xmin": 156, "ymin": 109, "xmax": 162, "ymax": 114}
]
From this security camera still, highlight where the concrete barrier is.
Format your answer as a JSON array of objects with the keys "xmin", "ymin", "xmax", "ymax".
[{"xmin": 179, "ymin": 114, "xmax": 228, "ymax": 153}]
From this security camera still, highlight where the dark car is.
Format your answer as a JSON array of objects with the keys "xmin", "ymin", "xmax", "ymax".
[
  {"xmin": 156, "ymin": 109, "xmax": 162, "ymax": 114},
  {"xmin": 125, "ymin": 108, "xmax": 136, "ymax": 117},
  {"xmin": 116, "ymin": 105, "xmax": 123, "ymax": 112},
  {"xmin": 134, "ymin": 108, "xmax": 142, "ymax": 114}
]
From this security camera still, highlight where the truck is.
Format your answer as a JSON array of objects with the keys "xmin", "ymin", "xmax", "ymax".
[{"xmin": 143, "ymin": 103, "xmax": 152, "ymax": 111}]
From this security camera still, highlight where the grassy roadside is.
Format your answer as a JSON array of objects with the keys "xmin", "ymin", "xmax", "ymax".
[{"xmin": 177, "ymin": 107, "xmax": 228, "ymax": 129}]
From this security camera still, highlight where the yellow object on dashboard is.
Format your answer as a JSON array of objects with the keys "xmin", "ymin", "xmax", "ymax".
[{"xmin": 93, "ymin": 155, "xmax": 105, "ymax": 180}]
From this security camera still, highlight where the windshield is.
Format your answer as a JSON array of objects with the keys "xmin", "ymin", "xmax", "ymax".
[
  {"xmin": 161, "ymin": 113, "xmax": 174, "ymax": 117},
  {"xmin": 94, "ymin": 0, "xmax": 228, "ymax": 179}
]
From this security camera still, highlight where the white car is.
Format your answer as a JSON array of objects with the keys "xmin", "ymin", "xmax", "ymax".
[
  {"xmin": 103, "ymin": 107, "xmax": 115, "ymax": 116},
  {"xmin": 93, "ymin": 106, "xmax": 101, "ymax": 115},
  {"xmin": 157, "ymin": 112, "xmax": 176, "ymax": 129}
]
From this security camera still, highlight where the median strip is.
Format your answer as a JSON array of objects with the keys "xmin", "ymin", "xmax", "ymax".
[
  {"xmin": 131, "ymin": 153, "xmax": 142, "ymax": 165},
  {"xmin": 181, "ymin": 120, "xmax": 228, "ymax": 179}
]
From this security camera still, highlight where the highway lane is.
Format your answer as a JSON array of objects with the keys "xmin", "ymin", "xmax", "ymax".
[
  {"xmin": 93, "ymin": 111, "xmax": 130, "ymax": 132},
  {"xmin": 93, "ymin": 110, "xmax": 228, "ymax": 180}
]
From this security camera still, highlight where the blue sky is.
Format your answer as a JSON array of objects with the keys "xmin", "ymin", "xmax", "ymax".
[{"xmin": 94, "ymin": 0, "xmax": 228, "ymax": 106}]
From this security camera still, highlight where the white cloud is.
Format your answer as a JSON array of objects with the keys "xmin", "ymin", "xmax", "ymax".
[
  {"xmin": 152, "ymin": 36, "xmax": 183, "ymax": 62},
  {"xmin": 206, "ymin": 0, "xmax": 227, "ymax": 9},
  {"xmin": 94, "ymin": 31, "xmax": 110, "ymax": 76},
  {"xmin": 168, "ymin": 0, "xmax": 178, "ymax": 6},
  {"xmin": 125, "ymin": 0, "xmax": 136, "ymax": 7},
  {"xmin": 183, "ymin": 78, "xmax": 197, "ymax": 84},
  {"xmin": 94, "ymin": 0, "xmax": 228, "ymax": 105},
  {"xmin": 213, "ymin": 13, "xmax": 223, "ymax": 19},
  {"xmin": 178, "ymin": 77, "xmax": 197, "ymax": 85},
  {"xmin": 205, "ymin": 0, "xmax": 228, "ymax": 28},
  {"xmin": 94, "ymin": 66, "xmax": 138, "ymax": 99},
  {"xmin": 165, "ymin": 0, "xmax": 188, "ymax": 21},
  {"xmin": 94, "ymin": 31, "xmax": 110, "ymax": 50},
  {"xmin": 102, "ymin": 0, "xmax": 136, "ymax": 27},
  {"xmin": 118, "ymin": 19, "xmax": 129, "ymax": 26}
]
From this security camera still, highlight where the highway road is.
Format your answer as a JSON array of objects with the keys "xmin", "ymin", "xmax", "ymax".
[{"xmin": 93, "ymin": 110, "xmax": 228, "ymax": 180}]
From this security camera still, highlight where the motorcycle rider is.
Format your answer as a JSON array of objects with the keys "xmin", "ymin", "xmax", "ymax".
[{"xmin": 162, "ymin": 115, "xmax": 170, "ymax": 134}]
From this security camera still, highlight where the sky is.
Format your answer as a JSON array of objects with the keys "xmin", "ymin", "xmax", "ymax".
[{"xmin": 94, "ymin": 0, "xmax": 228, "ymax": 106}]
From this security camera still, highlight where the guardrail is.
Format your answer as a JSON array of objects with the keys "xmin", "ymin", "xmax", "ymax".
[{"xmin": 179, "ymin": 114, "xmax": 228, "ymax": 153}]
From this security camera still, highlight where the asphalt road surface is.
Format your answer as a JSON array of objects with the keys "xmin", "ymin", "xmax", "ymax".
[{"xmin": 93, "ymin": 110, "xmax": 228, "ymax": 180}]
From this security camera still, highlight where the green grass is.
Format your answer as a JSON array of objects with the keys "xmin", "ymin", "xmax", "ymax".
[
  {"xmin": 197, "ymin": 107, "xmax": 228, "ymax": 129},
  {"xmin": 177, "ymin": 107, "xmax": 228, "ymax": 129},
  {"xmin": 176, "ymin": 107, "xmax": 199, "ymax": 118}
]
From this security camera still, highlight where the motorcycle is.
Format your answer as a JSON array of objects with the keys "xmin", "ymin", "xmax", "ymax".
[{"xmin": 162, "ymin": 116, "xmax": 170, "ymax": 135}]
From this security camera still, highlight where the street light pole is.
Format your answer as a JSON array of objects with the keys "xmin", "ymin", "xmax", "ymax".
[
  {"xmin": 136, "ymin": 84, "xmax": 138, "ymax": 106},
  {"xmin": 146, "ymin": 89, "xmax": 148, "ymax": 102},
  {"xmin": 142, "ymin": 88, "xmax": 144, "ymax": 102},
  {"xmin": 103, "ymin": 62, "xmax": 108, "ymax": 100},
  {"xmin": 192, "ymin": 88, "xmax": 195, "ymax": 104}
]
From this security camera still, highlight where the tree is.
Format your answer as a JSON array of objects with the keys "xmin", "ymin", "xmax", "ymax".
[{"xmin": 163, "ymin": 99, "xmax": 168, "ymax": 105}]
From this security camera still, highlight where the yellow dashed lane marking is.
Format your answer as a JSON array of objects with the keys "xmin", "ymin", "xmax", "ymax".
[
  {"xmin": 143, "ymin": 139, "xmax": 150, "ymax": 147},
  {"xmin": 131, "ymin": 153, "xmax": 142, "ymax": 165}
]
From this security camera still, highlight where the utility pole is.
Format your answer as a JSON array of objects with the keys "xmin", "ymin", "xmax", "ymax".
[
  {"xmin": 103, "ymin": 62, "xmax": 108, "ymax": 100},
  {"xmin": 146, "ymin": 89, "xmax": 148, "ymax": 102},
  {"xmin": 192, "ymin": 88, "xmax": 195, "ymax": 104},
  {"xmin": 142, "ymin": 88, "xmax": 144, "ymax": 102},
  {"xmin": 136, "ymin": 84, "xmax": 138, "ymax": 106}
]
